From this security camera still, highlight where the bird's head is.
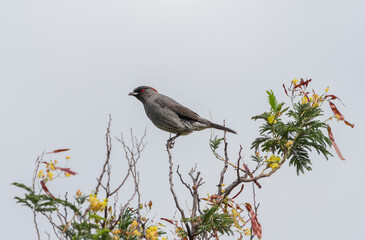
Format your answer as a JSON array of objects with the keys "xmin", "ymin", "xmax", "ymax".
[{"xmin": 128, "ymin": 86, "xmax": 158, "ymax": 102}]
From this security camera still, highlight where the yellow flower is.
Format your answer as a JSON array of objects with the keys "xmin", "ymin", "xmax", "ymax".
[
  {"xmin": 146, "ymin": 225, "xmax": 159, "ymax": 240},
  {"xmin": 268, "ymin": 162, "xmax": 279, "ymax": 169},
  {"xmin": 285, "ymin": 141, "xmax": 294, "ymax": 148},
  {"xmin": 244, "ymin": 228, "xmax": 251, "ymax": 236},
  {"xmin": 131, "ymin": 220, "xmax": 138, "ymax": 227},
  {"xmin": 64, "ymin": 172, "xmax": 71, "ymax": 177},
  {"xmin": 113, "ymin": 229, "xmax": 121, "ymax": 235},
  {"xmin": 291, "ymin": 78, "xmax": 299, "ymax": 86},
  {"xmin": 76, "ymin": 189, "xmax": 82, "ymax": 196},
  {"xmin": 47, "ymin": 171, "xmax": 54, "ymax": 180},
  {"xmin": 66, "ymin": 156, "xmax": 71, "ymax": 160},
  {"xmin": 313, "ymin": 93, "xmax": 320, "ymax": 99},
  {"xmin": 88, "ymin": 194, "xmax": 108, "ymax": 212},
  {"xmin": 37, "ymin": 170, "xmax": 44, "ymax": 178},
  {"xmin": 325, "ymin": 86, "xmax": 329, "ymax": 92},
  {"xmin": 265, "ymin": 155, "xmax": 281, "ymax": 169},
  {"xmin": 301, "ymin": 97, "xmax": 308, "ymax": 104},
  {"xmin": 267, "ymin": 115, "xmax": 276, "ymax": 124},
  {"xmin": 49, "ymin": 162, "xmax": 55, "ymax": 171},
  {"xmin": 54, "ymin": 160, "xmax": 58, "ymax": 164}
]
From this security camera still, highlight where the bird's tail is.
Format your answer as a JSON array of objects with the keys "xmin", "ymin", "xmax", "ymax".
[{"xmin": 210, "ymin": 122, "xmax": 237, "ymax": 134}]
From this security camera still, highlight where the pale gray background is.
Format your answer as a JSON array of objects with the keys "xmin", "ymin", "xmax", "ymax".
[{"xmin": 1, "ymin": 0, "xmax": 364, "ymax": 239}]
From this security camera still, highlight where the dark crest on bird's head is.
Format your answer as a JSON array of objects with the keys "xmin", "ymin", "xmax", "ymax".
[
  {"xmin": 133, "ymin": 86, "xmax": 158, "ymax": 93},
  {"xmin": 129, "ymin": 86, "xmax": 158, "ymax": 101}
]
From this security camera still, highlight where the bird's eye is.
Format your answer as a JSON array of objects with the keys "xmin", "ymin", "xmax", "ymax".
[{"xmin": 141, "ymin": 89, "xmax": 145, "ymax": 92}]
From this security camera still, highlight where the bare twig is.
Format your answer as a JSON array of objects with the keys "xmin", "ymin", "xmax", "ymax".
[
  {"xmin": 242, "ymin": 163, "xmax": 262, "ymax": 189},
  {"xmin": 166, "ymin": 143, "xmax": 186, "ymax": 219},
  {"xmin": 95, "ymin": 114, "xmax": 113, "ymax": 195},
  {"xmin": 45, "ymin": 231, "xmax": 51, "ymax": 240},
  {"xmin": 31, "ymin": 153, "xmax": 45, "ymax": 240},
  {"xmin": 188, "ymin": 167, "xmax": 204, "ymax": 219},
  {"xmin": 223, "ymin": 151, "xmax": 288, "ymax": 197},
  {"xmin": 33, "ymin": 211, "xmax": 41, "ymax": 240},
  {"xmin": 176, "ymin": 166, "xmax": 194, "ymax": 196},
  {"xmin": 217, "ymin": 128, "xmax": 229, "ymax": 196},
  {"xmin": 108, "ymin": 128, "xmax": 146, "ymax": 230},
  {"xmin": 236, "ymin": 145, "xmax": 243, "ymax": 178},
  {"xmin": 250, "ymin": 183, "xmax": 260, "ymax": 240},
  {"xmin": 40, "ymin": 212, "xmax": 62, "ymax": 240},
  {"xmin": 32, "ymin": 153, "xmax": 44, "ymax": 191},
  {"xmin": 166, "ymin": 141, "xmax": 192, "ymax": 238}
]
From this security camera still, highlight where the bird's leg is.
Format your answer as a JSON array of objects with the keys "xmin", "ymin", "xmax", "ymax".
[{"xmin": 167, "ymin": 133, "xmax": 181, "ymax": 149}]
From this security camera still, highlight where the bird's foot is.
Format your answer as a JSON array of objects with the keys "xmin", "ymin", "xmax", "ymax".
[
  {"xmin": 167, "ymin": 139, "xmax": 175, "ymax": 149},
  {"xmin": 167, "ymin": 134, "xmax": 180, "ymax": 149}
]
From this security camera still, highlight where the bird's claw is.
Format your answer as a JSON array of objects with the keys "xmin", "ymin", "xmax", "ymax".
[
  {"xmin": 168, "ymin": 139, "xmax": 175, "ymax": 149},
  {"xmin": 167, "ymin": 134, "xmax": 180, "ymax": 149}
]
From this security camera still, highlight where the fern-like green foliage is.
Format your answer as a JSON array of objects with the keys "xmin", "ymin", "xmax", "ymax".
[
  {"xmin": 12, "ymin": 182, "xmax": 78, "ymax": 213},
  {"xmin": 210, "ymin": 136, "xmax": 224, "ymax": 151},
  {"xmin": 267, "ymin": 90, "xmax": 278, "ymax": 112},
  {"xmin": 12, "ymin": 182, "xmax": 117, "ymax": 240},
  {"xmin": 251, "ymin": 91, "xmax": 332, "ymax": 174},
  {"xmin": 183, "ymin": 205, "xmax": 234, "ymax": 239}
]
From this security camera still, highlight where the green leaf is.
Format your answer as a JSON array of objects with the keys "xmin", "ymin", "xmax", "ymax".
[
  {"xmin": 92, "ymin": 229, "xmax": 110, "ymax": 239},
  {"xmin": 88, "ymin": 213, "xmax": 107, "ymax": 221},
  {"xmin": 11, "ymin": 182, "xmax": 34, "ymax": 193},
  {"xmin": 210, "ymin": 136, "xmax": 224, "ymax": 150},
  {"xmin": 267, "ymin": 90, "xmax": 278, "ymax": 112}
]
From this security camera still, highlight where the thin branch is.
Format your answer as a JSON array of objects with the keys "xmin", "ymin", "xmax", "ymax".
[
  {"xmin": 95, "ymin": 114, "xmax": 112, "ymax": 195},
  {"xmin": 236, "ymin": 145, "xmax": 243, "ymax": 178},
  {"xmin": 33, "ymin": 211, "xmax": 41, "ymax": 240},
  {"xmin": 109, "ymin": 190, "xmax": 137, "ymax": 230},
  {"xmin": 223, "ymin": 151, "xmax": 288, "ymax": 197},
  {"xmin": 189, "ymin": 167, "xmax": 204, "ymax": 219},
  {"xmin": 32, "ymin": 153, "xmax": 44, "ymax": 192},
  {"xmin": 32, "ymin": 154, "xmax": 44, "ymax": 240},
  {"xmin": 166, "ymin": 143, "xmax": 185, "ymax": 219},
  {"xmin": 109, "ymin": 128, "xmax": 147, "ymax": 230},
  {"xmin": 217, "ymin": 128, "xmax": 229, "ymax": 196},
  {"xmin": 176, "ymin": 165, "xmax": 194, "ymax": 197},
  {"xmin": 250, "ymin": 183, "xmax": 260, "ymax": 240},
  {"xmin": 166, "ymin": 141, "xmax": 191, "ymax": 238},
  {"xmin": 40, "ymin": 212, "xmax": 62, "ymax": 240}
]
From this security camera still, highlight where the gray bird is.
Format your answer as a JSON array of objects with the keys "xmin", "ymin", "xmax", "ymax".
[{"xmin": 129, "ymin": 86, "xmax": 237, "ymax": 143}]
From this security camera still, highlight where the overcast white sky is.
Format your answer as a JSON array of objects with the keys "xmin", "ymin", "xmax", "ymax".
[{"xmin": 1, "ymin": 0, "xmax": 364, "ymax": 239}]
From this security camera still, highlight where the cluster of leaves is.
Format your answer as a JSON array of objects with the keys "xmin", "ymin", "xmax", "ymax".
[
  {"xmin": 12, "ymin": 149, "xmax": 164, "ymax": 240},
  {"xmin": 13, "ymin": 80, "xmax": 353, "ymax": 240},
  {"xmin": 12, "ymin": 182, "xmax": 113, "ymax": 239},
  {"xmin": 182, "ymin": 205, "xmax": 234, "ymax": 239},
  {"xmin": 12, "ymin": 182, "xmax": 78, "ymax": 213},
  {"xmin": 251, "ymin": 79, "xmax": 352, "ymax": 174},
  {"xmin": 174, "ymin": 189, "xmax": 258, "ymax": 240},
  {"xmin": 13, "ymin": 181, "xmax": 164, "ymax": 240}
]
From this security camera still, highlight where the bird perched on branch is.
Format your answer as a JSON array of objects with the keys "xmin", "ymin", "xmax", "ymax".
[{"xmin": 129, "ymin": 86, "xmax": 237, "ymax": 145}]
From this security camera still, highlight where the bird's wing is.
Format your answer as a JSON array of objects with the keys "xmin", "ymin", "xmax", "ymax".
[{"xmin": 155, "ymin": 95, "xmax": 209, "ymax": 124}]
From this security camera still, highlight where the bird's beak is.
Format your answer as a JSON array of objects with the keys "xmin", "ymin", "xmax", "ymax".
[{"xmin": 128, "ymin": 92, "xmax": 139, "ymax": 96}]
